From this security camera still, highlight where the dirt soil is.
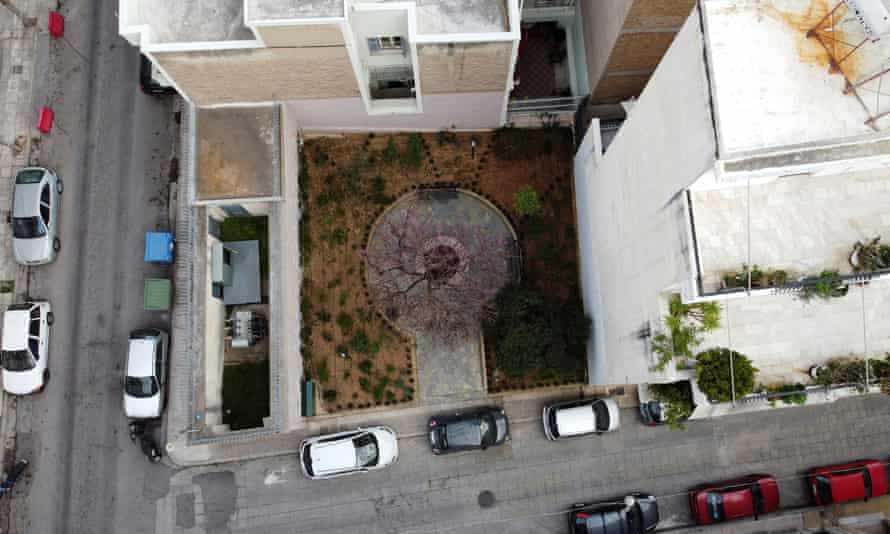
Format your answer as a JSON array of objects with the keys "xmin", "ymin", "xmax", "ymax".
[{"xmin": 300, "ymin": 129, "xmax": 582, "ymax": 411}]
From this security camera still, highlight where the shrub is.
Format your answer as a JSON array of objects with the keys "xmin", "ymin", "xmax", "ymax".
[
  {"xmin": 484, "ymin": 284, "xmax": 590, "ymax": 379},
  {"xmin": 316, "ymin": 359, "xmax": 330, "ymax": 384},
  {"xmin": 770, "ymin": 383, "xmax": 807, "ymax": 405},
  {"xmin": 402, "ymin": 134, "xmax": 423, "ymax": 169},
  {"xmin": 800, "ymin": 270, "xmax": 848, "ymax": 300},
  {"xmin": 314, "ymin": 148, "xmax": 329, "ymax": 166},
  {"xmin": 339, "ymin": 290, "xmax": 349, "ymax": 307},
  {"xmin": 695, "ymin": 348, "xmax": 757, "ymax": 402},
  {"xmin": 350, "ymin": 329, "xmax": 371, "ymax": 354},
  {"xmin": 321, "ymin": 330, "xmax": 333, "ymax": 342},
  {"xmin": 326, "ymin": 278, "xmax": 342, "ymax": 289},
  {"xmin": 383, "ymin": 137, "xmax": 399, "ymax": 165},
  {"xmin": 358, "ymin": 359, "xmax": 373, "ymax": 374},
  {"xmin": 316, "ymin": 310, "xmax": 331, "ymax": 323},
  {"xmin": 359, "ymin": 377, "xmax": 371, "ymax": 392},
  {"xmin": 337, "ymin": 312, "xmax": 354, "ymax": 334},
  {"xmin": 514, "ymin": 185, "xmax": 541, "ymax": 217},
  {"xmin": 322, "ymin": 389, "xmax": 337, "ymax": 402},
  {"xmin": 649, "ymin": 382, "xmax": 694, "ymax": 430},
  {"xmin": 813, "ymin": 355, "xmax": 890, "ymax": 386},
  {"xmin": 436, "ymin": 130, "xmax": 458, "ymax": 146},
  {"xmin": 851, "ymin": 237, "xmax": 890, "ymax": 272},
  {"xmin": 327, "ymin": 227, "xmax": 347, "ymax": 246},
  {"xmin": 372, "ymin": 376, "xmax": 391, "ymax": 403}
]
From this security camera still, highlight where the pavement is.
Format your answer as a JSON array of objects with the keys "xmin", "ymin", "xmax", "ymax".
[
  {"xmin": 155, "ymin": 392, "xmax": 890, "ymax": 533},
  {"xmin": 0, "ymin": 0, "xmax": 179, "ymax": 532}
]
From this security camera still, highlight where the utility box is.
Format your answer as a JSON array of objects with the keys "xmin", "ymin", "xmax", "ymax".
[
  {"xmin": 302, "ymin": 380, "xmax": 315, "ymax": 417},
  {"xmin": 143, "ymin": 278, "xmax": 172, "ymax": 311}
]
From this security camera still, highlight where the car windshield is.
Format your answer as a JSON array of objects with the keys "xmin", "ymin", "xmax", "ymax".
[
  {"xmin": 705, "ymin": 493, "xmax": 725, "ymax": 523},
  {"xmin": 480, "ymin": 414, "xmax": 498, "ymax": 445},
  {"xmin": 354, "ymin": 433, "xmax": 379, "ymax": 467},
  {"xmin": 625, "ymin": 504, "xmax": 644, "ymax": 532},
  {"xmin": 1, "ymin": 350, "xmax": 36, "ymax": 372},
  {"xmin": 815, "ymin": 475, "xmax": 833, "ymax": 503},
  {"xmin": 593, "ymin": 401, "xmax": 610, "ymax": 431},
  {"xmin": 12, "ymin": 216, "xmax": 46, "ymax": 239},
  {"xmin": 125, "ymin": 376, "xmax": 159, "ymax": 398},
  {"xmin": 15, "ymin": 170, "xmax": 43, "ymax": 184}
]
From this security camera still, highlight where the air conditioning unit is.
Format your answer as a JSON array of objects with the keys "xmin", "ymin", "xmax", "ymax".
[
  {"xmin": 847, "ymin": 0, "xmax": 890, "ymax": 40},
  {"xmin": 211, "ymin": 241, "xmax": 233, "ymax": 286}
]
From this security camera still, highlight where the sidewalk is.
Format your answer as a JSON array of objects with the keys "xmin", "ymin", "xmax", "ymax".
[{"xmin": 166, "ymin": 382, "xmax": 638, "ymax": 466}]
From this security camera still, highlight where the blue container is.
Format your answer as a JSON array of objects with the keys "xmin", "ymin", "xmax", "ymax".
[{"xmin": 144, "ymin": 232, "xmax": 174, "ymax": 264}]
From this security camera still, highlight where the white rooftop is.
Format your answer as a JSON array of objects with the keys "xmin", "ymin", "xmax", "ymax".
[
  {"xmin": 703, "ymin": 0, "xmax": 890, "ymax": 155},
  {"xmin": 125, "ymin": 0, "xmax": 254, "ymax": 44}
]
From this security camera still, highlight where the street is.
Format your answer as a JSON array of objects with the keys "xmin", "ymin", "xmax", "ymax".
[{"xmin": 3, "ymin": 1, "xmax": 177, "ymax": 532}]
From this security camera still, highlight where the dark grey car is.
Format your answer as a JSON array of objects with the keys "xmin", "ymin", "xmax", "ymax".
[
  {"xmin": 569, "ymin": 493, "xmax": 659, "ymax": 534},
  {"xmin": 427, "ymin": 407, "xmax": 509, "ymax": 454}
]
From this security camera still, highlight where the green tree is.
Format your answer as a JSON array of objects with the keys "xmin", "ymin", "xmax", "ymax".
[
  {"xmin": 649, "ymin": 382, "xmax": 694, "ymax": 431},
  {"xmin": 652, "ymin": 294, "xmax": 720, "ymax": 371},
  {"xmin": 513, "ymin": 185, "xmax": 541, "ymax": 217},
  {"xmin": 383, "ymin": 137, "xmax": 399, "ymax": 165},
  {"xmin": 695, "ymin": 347, "xmax": 757, "ymax": 402}
]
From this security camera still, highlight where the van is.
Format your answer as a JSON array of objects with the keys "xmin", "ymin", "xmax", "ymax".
[{"xmin": 1, "ymin": 302, "xmax": 52, "ymax": 394}]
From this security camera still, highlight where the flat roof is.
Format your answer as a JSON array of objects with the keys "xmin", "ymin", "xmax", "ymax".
[
  {"xmin": 246, "ymin": 0, "xmax": 344, "ymax": 22},
  {"xmin": 703, "ymin": 0, "xmax": 890, "ymax": 155},
  {"xmin": 195, "ymin": 105, "xmax": 281, "ymax": 202},
  {"xmin": 129, "ymin": 0, "xmax": 254, "ymax": 44},
  {"xmin": 692, "ymin": 167, "xmax": 890, "ymax": 293}
]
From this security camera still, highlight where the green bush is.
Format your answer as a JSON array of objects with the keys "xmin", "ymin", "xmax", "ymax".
[
  {"xmin": 350, "ymin": 329, "xmax": 371, "ymax": 354},
  {"xmin": 770, "ymin": 383, "xmax": 807, "ymax": 405},
  {"xmin": 359, "ymin": 377, "xmax": 371, "ymax": 392},
  {"xmin": 484, "ymin": 284, "xmax": 590, "ymax": 379},
  {"xmin": 316, "ymin": 359, "xmax": 330, "ymax": 383},
  {"xmin": 322, "ymin": 389, "xmax": 337, "ymax": 402},
  {"xmin": 316, "ymin": 310, "xmax": 331, "ymax": 323},
  {"xmin": 651, "ymin": 294, "xmax": 720, "ymax": 371},
  {"xmin": 383, "ymin": 137, "xmax": 399, "ymax": 165},
  {"xmin": 337, "ymin": 312, "xmax": 354, "ymax": 334},
  {"xmin": 813, "ymin": 355, "xmax": 890, "ymax": 386},
  {"xmin": 800, "ymin": 270, "xmax": 848, "ymax": 300},
  {"xmin": 358, "ymin": 359, "xmax": 373, "ymax": 374},
  {"xmin": 402, "ymin": 134, "xmax": 423, "ymax": 169},
  {"xmin": 514, "ymin": 185, "xmax": 541, "ymax": 217},
  {"xmin": 649, "ymin": 382, "xmax": 694, "ymax": 430},
  {"xmin": 695, "ymin": 348, "xmax": 757, "ymax": 402}
]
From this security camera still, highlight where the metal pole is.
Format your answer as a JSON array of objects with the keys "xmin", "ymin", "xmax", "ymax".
[
  {"xmin": 746, "ymin": 176, "xmax": 751, "ymax": 294},
  {"xmin": 861, "ymin": 285, "xmax": 869, "ymax": 389},
  {"xmin": 726, "ymin": 302, "xmax": 736, "ymax": 405}
]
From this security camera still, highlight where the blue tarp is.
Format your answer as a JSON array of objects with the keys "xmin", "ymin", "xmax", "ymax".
[{"xmin": 144, "ymin": 232, "xmax": 174, "ymax": 263}]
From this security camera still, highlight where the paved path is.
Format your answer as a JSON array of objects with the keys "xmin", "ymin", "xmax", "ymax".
[
  {"xmin": 2, "ymin": 1, "xmax": 178, "ymax": 533},
  {"xmin": 158, "ymin": 393, "xmax": 890, "ymax": 533}
]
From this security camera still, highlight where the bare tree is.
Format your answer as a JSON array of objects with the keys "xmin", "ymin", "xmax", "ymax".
[{"xmin": 364, "ymin": 195, "xmax": 517, "ymax": 345}]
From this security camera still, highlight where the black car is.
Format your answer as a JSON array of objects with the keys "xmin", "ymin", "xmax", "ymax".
[
  {"xmin": 569, "ymin": 493, "xmax": 659, "ymax": 534},
  {"xmin": 139, "ymin": 54, "xmax": 176, "ymax": 96},
  {"xmin": 427, "ymin": 407, "xmax": 509, "ymax": 454}
]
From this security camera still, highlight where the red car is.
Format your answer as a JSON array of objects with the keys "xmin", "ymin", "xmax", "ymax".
[
  {"xmin": 808, "ymin": 459, "xmax": 888, "ymax": 505},
  {"xmin": 689, "ymin": 474, "xmax": 780, "ymax": 525}
]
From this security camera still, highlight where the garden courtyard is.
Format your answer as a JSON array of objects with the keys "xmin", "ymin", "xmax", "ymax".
[{"xmin": 299, "ymin": 129, "xmax": 589, "ymax": 414}]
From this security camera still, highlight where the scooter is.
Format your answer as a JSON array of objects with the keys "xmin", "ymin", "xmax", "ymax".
[
  {"xmin": 0, "ymin": 459, "xmax": 29, "ymax": 498},
  {"xmin": 129, "ymin": 421, "xmax": 163, "ymax": 463}
]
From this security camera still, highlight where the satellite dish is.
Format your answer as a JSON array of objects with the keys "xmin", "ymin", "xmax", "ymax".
[{"xmin": 846, "ymin": 0, "xmax": 890, "ymax": 39}]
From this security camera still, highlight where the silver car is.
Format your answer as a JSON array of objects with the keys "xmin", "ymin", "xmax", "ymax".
[{"xmin": 12, "ymin": 167, "xmax": 62, "ymax": 265}]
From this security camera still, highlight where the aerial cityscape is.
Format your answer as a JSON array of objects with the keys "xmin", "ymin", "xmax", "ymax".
[{"xmin": 1, "ymin": 0, "xmax": 890, "ymax": 533}]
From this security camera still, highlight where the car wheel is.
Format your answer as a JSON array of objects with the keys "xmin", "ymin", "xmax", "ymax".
[
  {"xmin": 42, "ymin": 368, "xmax": 50, "ymax": 386},
  {"xmin": 53, "ymin": 238, "xmax": 60, "ymax": 252},
  {"xmin": 56, "ymin": 180, "xmax": 63, "ymax": 194},
  {"xmin": 46, "ymin": 312, "xmax": 54, "ymax": 325}
]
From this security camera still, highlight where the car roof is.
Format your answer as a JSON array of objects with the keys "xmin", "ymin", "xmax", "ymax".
[
  {"xmin": 555, "ymin": 404, "xmax": 596, "ymax": 436},
  {"xmin": 310, "ymin": 438, "xmax": 358, "ymax": 475},
  {"xmin": 12, "ymin": 182, "xmax": 42, "ymax": 218},
  {"xmin": 127, "ymin": 338, "xmax": 156, "ymax": 376},
  {"xmin": 1, "ymin": 309, "xmax": 30, "ymax": 350},
  {"xmin": 445, "ymin": 419, "xmax": 482, "ymax": 447}
]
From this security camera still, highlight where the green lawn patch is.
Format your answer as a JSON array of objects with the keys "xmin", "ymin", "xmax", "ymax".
[
  {"xmin": 222, "ymin": 359, "xmax": 270, "ymax": 431},
  {"xmin": 219, "ymin": 216, "xmax": 269, "ymax": 276}
]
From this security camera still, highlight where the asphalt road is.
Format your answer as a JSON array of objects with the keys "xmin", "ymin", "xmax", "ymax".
[{"xmin": 5, "ymin": 1, "xmax": 177, "ymax": 532}]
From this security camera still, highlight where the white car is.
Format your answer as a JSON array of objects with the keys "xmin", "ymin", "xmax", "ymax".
[
  {"xmin": 542, "ymin": 397, "xmax": 620, "ymax": 440},
  {"xmin": 11, "ymin": 167, "xmax": 62, "ymax": 265},
  {"xmin": 1, "ymin": 301, "xmax": 52, "ymax": 395},
  {"xmin": 123, "ymin": 329, "xmax": 168, "ymax": 419},
  {"xmin": 300, "ymin": 426, "xmax": 398, "ymax": 480}
]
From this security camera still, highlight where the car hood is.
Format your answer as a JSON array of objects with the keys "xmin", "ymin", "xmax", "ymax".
[
  {"xmin": 370, "ymin": 427, "xmax": 399, "ymax": 466},
  {"xmin": 124, "ymin": 393, "xmax": 161, "ymax": 418},
  {"xmin": 2, "ymin": 368, "xmax": 43, "ymax": 395},
  {"xmin": 13, "ymin": 236, "xmax": 51, "ymax": 264},
  {"xmin": 603, "ymin": 399, "xmax": 621, "ymax": 431}
]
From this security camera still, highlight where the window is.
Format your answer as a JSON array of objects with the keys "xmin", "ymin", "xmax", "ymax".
[
  {"xmin": 367, "ymin": 36, "xmax": 403, "ymax": 54},
  {"xmin": 29, "ymin": 318, "xmax": 40, "ymax": 337},
  {"xmin": 28, "ymin": 338, "xmax": 39, "ymax": 358},
  {"xmin": 40, "ymin": 186, "xmax": 51, "ymax": 225},
  {"xmin": 155, "ymin": 343, "xmax": 163, "ymax": 382},
  {"xmin": 12, "ymin": 217, "xmax": 46, "ymax": 239}
]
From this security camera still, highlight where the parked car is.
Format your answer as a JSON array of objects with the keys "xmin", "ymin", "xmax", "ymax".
[
  {"xmin": 689, "ymin": 474, "xmax": 780, "ymax": 525},
  {"xmin": 638, "ymin": 381, "xmax": 695, "ymax": 426},
  {"xmin": 12, "ymin": 167, "xmax": 61, "ymax": 265},
  {"xmin": 808, "ymin": 459, "xmax": 888, "ymax": 505},
  {"xmin": 542, "ymin": 397, "xmax": 619, "ymax": 440},
  {"xmin": 140, "ymin": 54, "xmax": 176, "ymax": 96},
  {"xmin": 123, "ymin": 329, "xmax": 168, "ymax": 419},
  {"xmin": 0, "ymin": 301, "xmax": 52, "ymax": 394},
  {"xmin": 300, "ymin": 426, "xmax": 398, "ymax": 480},
  {"xmin": 427, "ymin": 407, "xmax": 509, "ymax": 454},
  {"xmin": 569, "ymin": 493, "xmax": 659, "ymax": 534}
]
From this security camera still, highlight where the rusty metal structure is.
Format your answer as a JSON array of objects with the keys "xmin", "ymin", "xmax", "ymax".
[{"xmin": 807, "ymin": 0, "xmax": 890, "ymax": 130}]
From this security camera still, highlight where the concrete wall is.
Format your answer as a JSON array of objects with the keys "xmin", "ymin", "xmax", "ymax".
[
  {"xmin": 581, "ymin": 0, "xmax": 696, "ymax": 104},
  {"xmin": 154, "ymin": 47, "xmax": 359, "ymax": 106},
  {"xmin": 284, "ymin": 91, "xmax": 505, "ymax": 131},
  {"xmin": 573, "ymin": 11, "xmax": 716, "ymax": 385},
  {"xmin": 203, "ymin": 233, "xmax": 226, "ymax": 427},
  {"xmin": 255, "ymin": 24, "xmax": 344, "ymax": 47},
  {"xmin": 419, "ymin": 42, "xmax": 512, "ymax": 94}
]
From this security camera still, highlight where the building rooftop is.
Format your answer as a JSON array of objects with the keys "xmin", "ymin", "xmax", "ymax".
[
  {"xmin": 411, "ymin": 0, "xmax": 508, "ymax": 34},
  {"xmin": 128, "ymin": 0, "xmax": 254, "ymax": 44},
  {"xmin": 195, "ymin": 106, "xmax": 281, "ymax": 202},
  {"xmin": 246, "ymin": 0, "xmax": 344, "ymax": 22},
  {"xmin": 703, "ymin": 0, "xmax": 890, "ymax": 155},
  {"xmin": 692, "ymin": 167, "xmax": 890, "ymax": 293}
]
